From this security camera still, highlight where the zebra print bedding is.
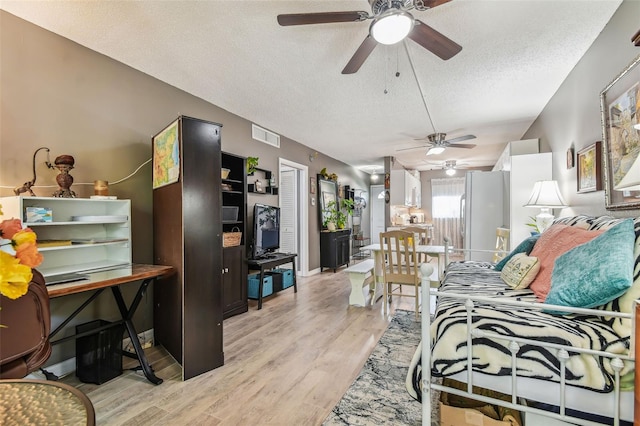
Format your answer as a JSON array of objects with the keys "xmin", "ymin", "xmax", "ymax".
[{"xmin": 429, "ymin": 261, "xmax": 633, "ymax": 393}]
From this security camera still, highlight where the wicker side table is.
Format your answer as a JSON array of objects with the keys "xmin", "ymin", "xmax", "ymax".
[{"xmin": 0, "ymin": 379, "xmax": 95, "ymax": 425}]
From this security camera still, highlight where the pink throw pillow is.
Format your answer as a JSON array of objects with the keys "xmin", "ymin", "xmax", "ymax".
[{"xmin": 528, "ymin": 224, "xmax": 604, "ymax": 301}]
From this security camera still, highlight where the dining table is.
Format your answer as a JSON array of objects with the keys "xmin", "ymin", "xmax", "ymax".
[{"xmin": 359, "ymin": 243, "xmax": 450, "ymax": 291}]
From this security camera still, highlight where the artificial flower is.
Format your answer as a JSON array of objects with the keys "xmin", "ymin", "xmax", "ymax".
[
  {"xmin": 0, "ymin": 204, "xmax": 42, "ymax": 300},
  {"xmin": 15, "ymin": 241, "xmax": 43, "ymax": 268},
  {"xmin": 0, "ymin": 251, "xmax": 33, "ymax": 299},
  {"xmin": 0, "ymin": 218, "xmax": 22, "ymax": 240}
]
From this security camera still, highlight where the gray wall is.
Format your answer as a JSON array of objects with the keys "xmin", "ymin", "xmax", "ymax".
[
  {"xmin": 523, "ymin": 0, "xmax": 640, "ymax": 219},
  {"xmin": 0, "ymin": 11, "xmax": 369, "ymax": 364}
]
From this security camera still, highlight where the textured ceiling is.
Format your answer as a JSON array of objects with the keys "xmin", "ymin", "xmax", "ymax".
[{"xmin": 1, "ymin": 0, "xmax": 622, "ymax": 172}]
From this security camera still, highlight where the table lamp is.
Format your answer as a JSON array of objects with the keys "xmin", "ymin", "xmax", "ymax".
[
  {"xmin": 524, "ymin": 180, "xmax": 568, "ymax": 232},
  {"xmin": 615, "ymin": 152, "xmax": 640, "ymax": 191}
]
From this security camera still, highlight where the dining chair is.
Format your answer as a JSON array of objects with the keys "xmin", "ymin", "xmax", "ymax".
[
  {"xmin": 401, "ymin": 226, "xmax": 430, "ymax": 263},
  {"xmin": 493, "ymin": 227, "xmax": 510, "ymax": 263},
  {"xmin": 380, "ymin": 230, "xmax": 421, "ymax": 318}
]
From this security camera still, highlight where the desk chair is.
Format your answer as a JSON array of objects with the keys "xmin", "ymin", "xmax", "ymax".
[
  {"xmin": 380, "ymin": 230, "xmax": 421, "ymax": 319},
  {"xmin": 0, "ymin": 269, "xmax": 51, "ymax": 379},
  {"xmin": 493, "ymin": 227, "xmax": 510, "ymax": 263}
]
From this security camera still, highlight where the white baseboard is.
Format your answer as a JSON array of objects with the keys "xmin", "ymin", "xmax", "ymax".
[
  {"xmin": 27, "ymin": 328, "xmax": 154, "ymax": 380},
  {"xmin": 305, "ymin": 268, "xmax": 321, "ymax": 276}
]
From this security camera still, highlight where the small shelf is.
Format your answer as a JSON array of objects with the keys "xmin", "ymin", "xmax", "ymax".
[
  {"xmin": 39, "ymin": 240, "xmax": 129, "ymax": 251},
  {"xmin": 248, "ymin": 167, "xmax": 278, "ymax": 195},
  {"xmin": 222, "ymin": 220, "xmax": 243, "ymax": 225},
  {"xmin": 27, "ymin": 220, "xmax": 129, "ymax": 226},
  {"xmin": 222, "ymin": 178, "xmax": 243, "ymax": 185}
]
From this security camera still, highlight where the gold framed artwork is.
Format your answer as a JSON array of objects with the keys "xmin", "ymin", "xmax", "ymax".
[
  {"xmin": 577, "ymin": 142, "xmax": 602, "ymax": 193},
  {"xmin": 601, "ymin": 54, "xmax": 640, "ymax": 209}
]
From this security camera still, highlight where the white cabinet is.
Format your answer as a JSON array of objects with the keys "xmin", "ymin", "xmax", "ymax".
[
  {"xmin": 390, "ymin": 170, "xmax": 421, "ymax": 207},
  {"xmin": 0, "ymin": 196, "xmax": 131, "ymax": 277},
  {"xmin": 492, "ymin": 139, "xmax": 540, "ymax": 171}
]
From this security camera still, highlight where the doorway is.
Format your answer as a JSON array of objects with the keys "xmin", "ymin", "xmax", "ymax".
[
  {"xmin": 370, "ymin": 184, "xmax": 385, "ymax": 244},
  {"xmin": 279, "ymin": 158, "xmax": 309, "ymax": 276}
]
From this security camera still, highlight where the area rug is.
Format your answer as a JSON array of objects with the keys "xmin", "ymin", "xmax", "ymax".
[{"xmin": 323, "ymin": 309, "xmax": 425, "ymax": 426}]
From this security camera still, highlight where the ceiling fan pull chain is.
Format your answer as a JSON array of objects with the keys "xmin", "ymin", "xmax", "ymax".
[
  {"xmin": 384, "ymin": 45, "xmax": 389, "ymax": 94},
  {"xmin": 396, "ymin": 45, "xmax": 401, "ymax": 77}
]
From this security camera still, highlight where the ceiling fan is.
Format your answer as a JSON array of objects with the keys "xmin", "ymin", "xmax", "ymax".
[
  {"xmin": 397, "ymin": 132, "xmax": 476, "ymax": 155},
  {"xmin": 427, "ymin": 159, "xmax": 467, "ymax": 175},
  {"xmin": 277, "ymin": 0, "xmax": 462, "ymax": 74}
]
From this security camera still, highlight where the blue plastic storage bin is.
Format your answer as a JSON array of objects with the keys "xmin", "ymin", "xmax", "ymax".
[{"xmin": 248, "ymin": 273, "xmax": 273, "ymax": 299}]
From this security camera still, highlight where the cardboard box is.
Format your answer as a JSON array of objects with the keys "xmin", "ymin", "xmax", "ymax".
[
  {"xmin": 439, "ymin": 402, "xmax": 513, "ymax": 426},
  {"xmin": 25, "ymin": 207, "xmax": 52, "ymax": 223}
]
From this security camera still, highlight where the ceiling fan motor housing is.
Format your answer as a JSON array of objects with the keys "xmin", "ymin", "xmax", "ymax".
[
  {"xmin": 369, "ymin": 0, "xmax": 413, "ymax": 14},
  {"xmin": 427, "ymin": 133, "xmax": 447, "ymax": 144}
]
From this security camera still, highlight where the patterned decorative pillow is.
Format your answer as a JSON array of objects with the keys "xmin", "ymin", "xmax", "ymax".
[
  {"xmin": 494, "ymin": 234, "xmax": 540, "ymax": 271},
  {"xmin": 500, "ymin": 253, "xmax": 540, "ymax": 290},
  {"xmin": 528, "ymin": 224, "xmax": 604, "ymax": 301},
  {"xmin": 545, "ymin": 220, "xmax": 635, "ymax": 312},
  {"xmin": 552, "ymin": 215, "xmax": 593, "ymax": 229}
]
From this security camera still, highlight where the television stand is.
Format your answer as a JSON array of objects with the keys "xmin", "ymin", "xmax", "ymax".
[{"xmin": 246, "ymin": 253, "xmax": 297, "ymax": 310}]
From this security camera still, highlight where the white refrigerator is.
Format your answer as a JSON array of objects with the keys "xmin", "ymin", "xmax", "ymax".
[{"xmin": 461, "ymin": 170, "xmax": 509, "ymax": 261}]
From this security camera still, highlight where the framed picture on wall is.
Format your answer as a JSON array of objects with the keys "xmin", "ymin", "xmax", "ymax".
[
  {"xmin": 577, "ymin": 142, "xmax": 602, "ymax": 193},
  {"xmin": 601, "ymin": 54, "xmax": 640, "ymax": 209},
  {"xmin": 310, "ymin": 176, "xmax": 316, "ymax": 194},
  {"xmin": 152, "ymin": 118, "xmax": 180, "ymax": 189}
]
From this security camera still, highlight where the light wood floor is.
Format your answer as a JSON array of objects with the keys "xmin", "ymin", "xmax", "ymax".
[{"xmin": 61, "ymin": 262, "xmax": 420, "ymax": 425}]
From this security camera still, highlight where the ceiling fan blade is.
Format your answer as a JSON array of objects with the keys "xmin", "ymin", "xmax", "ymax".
[
  {"xmin": 342, "ymin": 35, "xmax": 378, "ymax": 74},
  {"xmin": 445, "ymin": 134, "xmax": 476, "ymax": 144},
  {"xmin": 277, "ymin": 11, "xmax": 368, "ymax": 26},
  {"xmin": 420, "ymin": 0, "xmax": 453, "ymax": 8},
  {"xmin": 396, "ymin": 145, "xmax": 428, "ymax": 152},
  {"xmin": 447, "ymin": 143, "xmax": 476, "ymax": 149},
  {"xmin": 408, "ymin": 20, "xmax": 462, "ymax": 60}
]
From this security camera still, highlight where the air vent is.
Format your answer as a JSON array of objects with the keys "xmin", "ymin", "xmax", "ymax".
[{"xmin": 252, "ymin": 124, "xmax": 280, "ymax": 148}]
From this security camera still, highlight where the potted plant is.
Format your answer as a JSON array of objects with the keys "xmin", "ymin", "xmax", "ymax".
[
  {"xmin": 247, "ymin": 156, "xmax": 259, "ymax": 175},
  {"xmin": 322, "ymin": 200, "xmax": 343, "ymax": 231},
  {"xmin": 525, "ymin": 216, "xmax": 541, "ymax": 235},
  {"xmin": 323, "ymin": 199, "xmax": 354, "ymax": 230}
]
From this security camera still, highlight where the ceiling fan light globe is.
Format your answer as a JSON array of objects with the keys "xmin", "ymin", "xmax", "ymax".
[
  {"xmin": 370, "ymin": 11, "xmax": 413, "ymax": 45},
  {"xmin": 445, "ymin": 168, "xmax": 456, "ymax": 176},
  {"xmin": 427, "ymin": 146, "xmax": 445, "ymax": 156}
]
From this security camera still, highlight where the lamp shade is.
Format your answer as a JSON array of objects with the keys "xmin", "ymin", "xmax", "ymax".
[
  {"xmin": 524, "ymin": 180, "xmax": 568, "ymax": 208},
  {"xmin": 614, "ymin": 153, "xmax": 640, "ymax": 191},
  {"xmin": 370, "ymin": 10, "xmax": 414, "ymax": 45}
]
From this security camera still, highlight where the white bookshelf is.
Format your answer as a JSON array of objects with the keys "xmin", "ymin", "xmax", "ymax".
[{"xmin": 0, "ymin": 196, "xmax": 132, "ymax": 277}]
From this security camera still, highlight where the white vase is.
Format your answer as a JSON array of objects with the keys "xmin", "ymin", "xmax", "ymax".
[{"xmin": 327, "ymin": 222, "xmax": 336, "ymax": 232}]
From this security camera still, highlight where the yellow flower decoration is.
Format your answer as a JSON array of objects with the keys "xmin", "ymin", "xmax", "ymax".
[
  {"xmin": 0, "ymin": 203, "xmax": 42, "ymax": 300},
  {"xmin": 0, "ymin": 251, "xmax": 33, "ymax": 299}
]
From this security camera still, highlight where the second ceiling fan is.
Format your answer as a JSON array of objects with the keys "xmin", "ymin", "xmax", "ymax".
[
  {"xmin": 398, "ymin": 132, "xmax": 476, "ymax": 155},
  {"xmin": 277, "ymin": 0, "xmax": 461, "ymax": 74}
]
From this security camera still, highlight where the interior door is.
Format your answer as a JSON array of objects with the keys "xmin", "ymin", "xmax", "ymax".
[
  {"xmin": 279, "ymin": 167, "xmax": 297, "ymax": 256},
  {"xmin": 370, "ymin": 184, "xmax": 385, "ymax": 244}
]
